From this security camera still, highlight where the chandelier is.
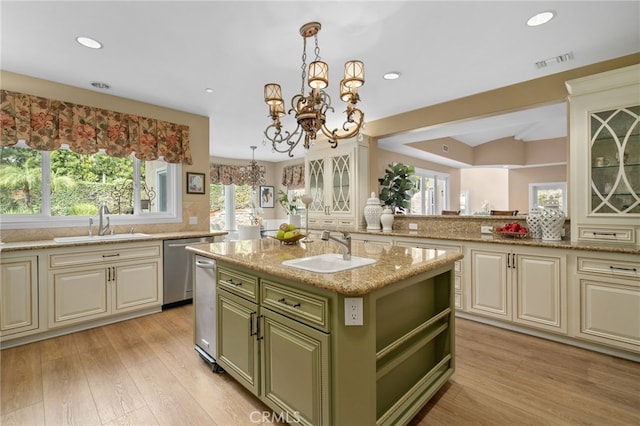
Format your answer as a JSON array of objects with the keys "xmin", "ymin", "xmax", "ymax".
[
  {"xmin": 263, "ymin": 22, "xmax": 365, "ymax": 157},
  {"xmin": 246, "ymin": 145, "xmax": 265, "ymax": 190}
]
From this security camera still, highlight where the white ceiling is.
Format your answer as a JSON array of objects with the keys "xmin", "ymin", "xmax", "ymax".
[{"xmin": 2, "ymin": 1, "xmax": 639, "ymax": 164}]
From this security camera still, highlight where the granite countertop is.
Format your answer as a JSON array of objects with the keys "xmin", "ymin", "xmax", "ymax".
[
  {"xmin": 186, "ymin": 238, "xmax": 463, "ymax": 296},
  {"xmin": 320, "ymin": 228, "xmax": 640, "ymax": 255},
  {"xmin": 0, "ymin": 231, "xmax": 227, "ymax": 252}
]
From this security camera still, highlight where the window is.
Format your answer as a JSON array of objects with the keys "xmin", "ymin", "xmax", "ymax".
[
  {"xmin": 209, "ymin": 184, "xmax": 256, "ymax": 231},
  {"xmin": 0, "ymin": 143, "xmax": 181, "ymax": 228},
  {"xmin": 529, "ymin": 182, "xmax": 567, "ymax": 212},
  {"xmin": 410, "ymin": 168, "xmax": 450, "ymax": 215}
]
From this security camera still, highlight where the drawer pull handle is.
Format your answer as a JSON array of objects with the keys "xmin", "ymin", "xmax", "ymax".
[
  {"xmin": 227, "ymin": 279, "xmax": 242, "ymax": 286},
  {"xmin": 250, "ymin": 311, "xmax": 257, "ymax": 337},
  {"xmin": 278, "ymin": 298, "xmax": 301, "ymax": 308},
  {"xmin": 593, "ymin": 232, "xmax": 617, "ymax": 237},
  {"xmin": 610, "ymin": 265, "xmax": 637, "ymax": 272},
  {"xmin": 102, "ymin": 253, "xmax": 120, "ymax": 258}
]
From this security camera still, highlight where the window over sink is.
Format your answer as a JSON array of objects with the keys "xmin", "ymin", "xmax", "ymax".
[{"xmin": 0, "ymin": 143, "xmax": 182, "ymax": 229}]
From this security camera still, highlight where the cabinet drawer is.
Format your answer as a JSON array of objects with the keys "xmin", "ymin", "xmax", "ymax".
[
  {"xmin": 49, "ymin": 244, "xmax": 160, "ymax": 268},
  {"xmin": 577, "ymin": 226, "xmax": 635, "ymax": 243},
  {"xmin": 577, "ymin": 257, "xmax": 639, "ymax": 281},
  {"xmin": 217, "ymin": 267, "xmax": 258, "ymax": 302},
  {"xmin": 336, "ymin": 219, "xmax": 355, "ymax": 227},
  {"xmin": 261, "ymin": 280, "xmax": 330, "ymax": 332},
  {"xmin": 454, "ymin": 292, "xmax": 463, "ymax": 310},
  {"xmin": 454, "ymin": 275, "xmax": 462, "ymax": 291}
]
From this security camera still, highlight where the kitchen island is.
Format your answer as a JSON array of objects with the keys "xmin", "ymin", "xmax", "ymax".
[{"xmin": 187, "ymin": 238, "xmax": 462, "ymax": 426}]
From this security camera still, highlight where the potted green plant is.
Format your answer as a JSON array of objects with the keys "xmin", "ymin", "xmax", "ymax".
[{"xmin": 378, "ymin": 162, "xmax": 416, "ymax": 214}]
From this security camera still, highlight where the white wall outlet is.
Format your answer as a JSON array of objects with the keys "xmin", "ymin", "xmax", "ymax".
[
  {"xmin": 481, "ymin": 226, "xmax": 493, "ymax": 234},
  {"xmin": 408, "ymin": 223, "xmax": 418, "ymax": 230},
  {"xmin": 344, "ymin": 297, "xmax": 363, "ymax": 326},
  {"xmin": 189, "ymin": 216, "xmax": 198, "ymax": 225}
]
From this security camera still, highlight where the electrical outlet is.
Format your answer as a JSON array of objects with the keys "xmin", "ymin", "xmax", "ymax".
[
  {"xmin": 481, "ymin": 226, "xmax": 493, "ymax": 234},
  {"xmin": 408, "ymin": 223, "xmax": 418, "ymax": 230},
  {"xmin": 344, "ymin": 297, "xmax": 363, "ymax": 326}
]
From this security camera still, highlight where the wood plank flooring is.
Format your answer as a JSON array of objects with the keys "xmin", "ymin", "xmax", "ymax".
[{"xmin": 2, "ymin": 304, "xmax": 639, "ymax": 425}]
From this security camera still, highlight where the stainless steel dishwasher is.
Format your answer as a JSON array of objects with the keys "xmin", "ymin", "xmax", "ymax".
[
  {"xmin": 194, "ymin": 255, "xmax": 222, "ymax": 372},
  {"xmin": 162, "ymin": 236, "xmax": 214, "ymax": 309}
]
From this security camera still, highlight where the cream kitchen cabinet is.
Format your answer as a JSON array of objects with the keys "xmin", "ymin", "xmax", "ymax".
[
  {"xmin": 47, "ymin": 242, "xmax": 162, "ymax": 328},
  {"xmin": 569, "ymin": 251, "xmax": 639, "ymax": 354},
  {"xmin": 305, "ymin": 137, "xmax": 369, "ymax": 229},
  {"xmin": 0, "ymin": 253, "xmax": 39, "ymax": 338},
  {"xmin": 467, "ymin": 243, "xmax": 567, "ymax": 334},
  {"xmin": 566, "ymin": 64, "xmax": 640, "ymax": 244},
  {"xmin": 216, "ymin": 265, "xmax": 330, "ymax": 425}
]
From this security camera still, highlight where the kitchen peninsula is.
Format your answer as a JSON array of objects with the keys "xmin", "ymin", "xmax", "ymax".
[{"xmin": 187, "ymin": 238, "xmax": 463, "ymax": 426}]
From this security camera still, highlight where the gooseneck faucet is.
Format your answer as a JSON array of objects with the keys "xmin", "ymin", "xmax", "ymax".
[
  {"xmin": 321, "ymin": 230, "xmax": 351, "ymax": 260},
  {"xmin": 98, "ymin": 203, "xmax": 110, "ymax": 236}
]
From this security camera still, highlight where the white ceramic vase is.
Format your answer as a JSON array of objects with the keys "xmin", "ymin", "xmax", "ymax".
[
  {"xmin": 526, "ymin": 208, "xmax": 542, "ymax": 239},
  {"xmin": 364, "ymin": 192, "xmax": 383, "ymax": 231},
  {"xmin": 288, "ymin": 214, "xmax": 301, "ymax": 228},
  {"xmin": 380, "ymin": 207, "xmax": 395, "ymax": 232},
  {"xmin": 540, "ymin": 203, "xmax": 564, "ymax": 241}
]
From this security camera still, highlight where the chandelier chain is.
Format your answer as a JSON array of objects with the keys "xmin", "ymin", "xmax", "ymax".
[
  {"xmin": 313, "ymin": 34, "xmax": 321, "ymax": 62},
  {"xmin": 300, "ymin": 36, "xmax": 308, "ymax": 95}
]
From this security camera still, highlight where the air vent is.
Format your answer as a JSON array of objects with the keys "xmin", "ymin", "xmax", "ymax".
[
  {"xmin": 442, "ymin": 144, "xmax": 449, "ymax": 152},
  {"xmin": 535, "ymin": 52, "xmax": 574, "ymax": 69}
]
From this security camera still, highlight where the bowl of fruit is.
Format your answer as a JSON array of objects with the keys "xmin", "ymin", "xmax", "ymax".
[
  {"xmin": 271, "ymin": 223, "xmax": 305, "ymax": 244},
  {"xmin": 494, "ymin": 222, "xmax": 529, "ymax": 238}
]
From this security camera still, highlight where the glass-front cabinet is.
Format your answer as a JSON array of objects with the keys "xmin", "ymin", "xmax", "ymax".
[
  {"xmin": 567, "ymin": 64, "xmax": 640, "ymax": 244},
  {"xmin": 305, "ymin": 136, "xmax": 370, "ymax": 228}
]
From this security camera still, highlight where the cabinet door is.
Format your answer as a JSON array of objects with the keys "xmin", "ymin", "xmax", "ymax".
[
  {"xmin": 49, "ymin": 267, "xmax": 109, "ymax": 327},
  {"xmin": 217, "ymin": 288, "xmax": 260, "ymax": 395},
  {"xmin": 307, "ymin": 157, "xmax": 326, "ymax": 215},
  {"xmin": 0, "ymin": 256, "xmax": 38, "ymax": 336},
  {"xmin": 113, "ymin": 260, "xmax": 161, "ymax": 312},
  {"xmin": 578, "ymin": 278, "xmax": 640, "ymax": 350},
  {"xmin": 469, "ymin": 249, "xmax": 510, "ymax": 319},
  {"xmin": 513, "ymin": 254, "xmax": 566, "ymax": 333},
  {"xmin": 261, "ymin": 308, "xmax": 329, "ymax": 426},
  {"xmin": 329, "ymin": 151, "xmax": 353, "ymax": 216}
]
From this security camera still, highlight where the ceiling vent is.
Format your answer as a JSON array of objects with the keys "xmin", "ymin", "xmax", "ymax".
[{"xmin": 535, "ymin": 52, "xmax": 574, "ymax": 69}]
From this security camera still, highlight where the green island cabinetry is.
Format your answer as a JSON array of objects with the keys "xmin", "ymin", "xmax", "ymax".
[{"xmin": 195, "ymin": 239, "xmax": 461, "ymax": 426}]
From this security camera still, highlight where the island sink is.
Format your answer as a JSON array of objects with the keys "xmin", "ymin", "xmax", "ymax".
[
  {"xmin": 282, "ymin": 253, "xmax": 376, "ymax": 273},
  {"xmin": 53, "ymin": 233, "xmax": 151, "ymax": 243}
]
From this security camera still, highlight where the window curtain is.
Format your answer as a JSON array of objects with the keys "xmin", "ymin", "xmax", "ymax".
[
  {"xmin": 282, "ymin": 163, "xmax": 304, "ymax": 188},
  {"xmin": 0, "ymin": 89, "xmax": 192, "ymax": 164},
  {"xmin": 210, "ymin": 163, "xmax": 266, "ymax": 186}
]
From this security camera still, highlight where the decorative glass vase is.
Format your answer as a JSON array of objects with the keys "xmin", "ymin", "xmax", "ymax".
[
  {"xmin": 526, "ymin": 208, "xmax": 542, "ymax": 239},
  {"xmin": 540, "ymin": 202, "xmax": 564, "ymax": 241},
  {"xmin": 380, "ymin": 207, "xmax": 395, "ymax": 232},
  {"xmin": 364, "ymin": 192, "xmax": 383, "ymax": 231}
]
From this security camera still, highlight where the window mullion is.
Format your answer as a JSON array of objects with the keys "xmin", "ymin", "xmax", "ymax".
[{"xmin": 42, "ymin": 151, "xmax": 52, "ymax": 215}]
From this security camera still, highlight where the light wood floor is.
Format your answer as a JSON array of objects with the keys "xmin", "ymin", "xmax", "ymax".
[{"xmin": 2, "ymin": 304, "xmax": 639, "ymax": 426}]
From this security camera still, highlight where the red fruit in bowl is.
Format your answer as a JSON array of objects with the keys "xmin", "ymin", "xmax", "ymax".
[
  {"xmin": 512, "ymin": 223, "xmax": 521, "ymax": 231},
  {"xmin": 519, "ymin": 228, "xmax": 527, "ymax": 233}
]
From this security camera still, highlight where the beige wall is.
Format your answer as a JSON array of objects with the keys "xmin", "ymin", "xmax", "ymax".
[
  {"xmin": 509, "ymin": 165, "xmax": 567, "ymax": 214},
  {"xmin": 460, "ymin": 168, "xmax": 510, "ymax": 213},
  {"xmin": 1, "ymin": 70, "xmax": 210, "ymax": 240}
]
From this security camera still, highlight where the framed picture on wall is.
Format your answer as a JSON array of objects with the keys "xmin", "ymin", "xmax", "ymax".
[
  {"xmin": 260, "ymin": 185, "xmax": 274, "ymax": 208},
  {"xmin": 186, "ymin": 172, "xmax": 205, "ymax": 194}
]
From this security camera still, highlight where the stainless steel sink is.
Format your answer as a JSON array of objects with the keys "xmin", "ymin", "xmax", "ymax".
[
  {"xmin": 53, "ymin": 233, "xmax": 151, "ymax": 243},
  {"xmin": 282, "ymin": 253, "xmax": 376, "ymax": 273}
]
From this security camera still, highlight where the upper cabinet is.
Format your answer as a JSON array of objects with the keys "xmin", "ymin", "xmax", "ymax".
[
  {"xmin": 566, "ymin": 65, "xmax": 640, "ymax": 245},
  {"xmin": 305, "ymin": 136, "xmax": 370, "ymax": 228}
]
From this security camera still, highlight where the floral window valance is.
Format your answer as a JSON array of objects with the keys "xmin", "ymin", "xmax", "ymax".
[
  {"xmin": 282, "ymin": 163, "xmax": 304, "ymax": 188},
  {"xmin": 0, "ymin": 89, "xmax": 192, "ymax": 164},
  {"xmin": 210, "ymin": 163, "xmax": 266, "ymax": 186}
]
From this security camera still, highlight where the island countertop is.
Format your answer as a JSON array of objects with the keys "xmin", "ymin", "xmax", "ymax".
[{"xmin": 186, "ymin": 238, "xmax": 463, "ymax": 296}]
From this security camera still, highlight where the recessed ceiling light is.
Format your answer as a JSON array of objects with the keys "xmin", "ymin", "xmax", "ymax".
[
  {"xmin": 205, "ymin": 88, "xmax": 214, "ymax": 93},
  {"xmin": 527, "ymin": 11, "xmax": 555, "ymax": 27},
  {"xmin": 90, "ymin": 81, "xmax": 110, "ymax": 89},
  {"xmin": 76, "ymin": 36, "xmax": 103, "ymax": 49},
  {"xmin": 383, "ymin": 72, "xmax": 401, "ymax": 80}
]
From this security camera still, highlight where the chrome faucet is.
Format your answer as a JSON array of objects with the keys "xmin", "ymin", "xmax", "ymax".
[
  {"xmin": 321, "ymin": 230, "xmax": 351, "ymax": 260},
  {"xmin": 98, "ymin": 203, "xmax": 110, "ymax": 236}
]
